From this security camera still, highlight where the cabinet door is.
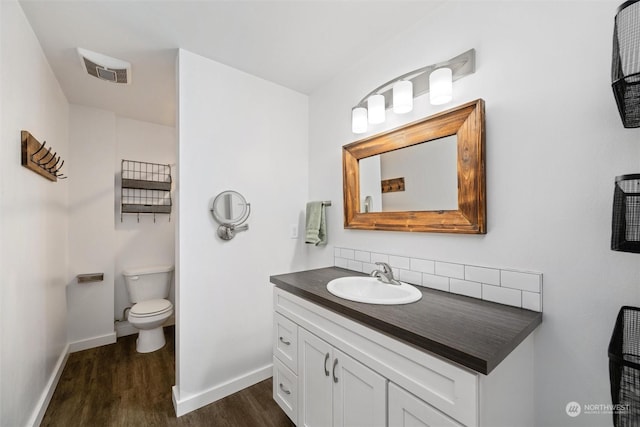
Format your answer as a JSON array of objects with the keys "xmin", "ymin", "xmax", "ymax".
[
  {"xmin": 388, "ymin": 382, "xmax": 464, "ymax": 427},
  {"xmin": 298, "ymin": 328, "xmax": 333, "ymax": 427},
  {"xmin": 332, "ymin": 349, "xmax": 387, "ymax": 427}
]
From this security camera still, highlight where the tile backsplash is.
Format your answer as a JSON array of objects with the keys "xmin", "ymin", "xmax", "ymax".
[{"xmin": 334, "ymin": 247, "xmax": 543, "ymax": 312}]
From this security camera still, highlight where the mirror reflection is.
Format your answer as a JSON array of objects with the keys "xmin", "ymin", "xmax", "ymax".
[
  {"xmin": 212, "ymin": 190, "xmax": 249, "ymax": 224},
  {"xmin": 358, "ymin": 135, "xmax": 458, "ymax": 212}
]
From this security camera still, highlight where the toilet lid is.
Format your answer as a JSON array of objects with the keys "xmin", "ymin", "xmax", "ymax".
[{"xmin": 130, "ymin": 299, "xmax": 173, "ymax": 317}]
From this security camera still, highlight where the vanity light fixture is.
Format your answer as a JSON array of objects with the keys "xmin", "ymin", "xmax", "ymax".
[
  {"xmin": 351, "ymin": 49, "xmax": 475, "ymax": 134},
  {"xmin": 429, "ymin": 67, "xmax": 453, "ymax": 105},
  {"xmin": 393, "ymin": 80, "xmax": 413, "ymax": 114},
  {"xmin": 351, "ymin": 107, "xmax": 368, "ymax": 133},
  {"xmin": 367, "ymin": 94, "xmax": 386, "ymax": 124}
]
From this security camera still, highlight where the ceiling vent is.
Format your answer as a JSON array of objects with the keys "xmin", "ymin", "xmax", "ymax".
[{"xmin": 77, "ymin": 48, "xmax": 131, "ymax": 84}]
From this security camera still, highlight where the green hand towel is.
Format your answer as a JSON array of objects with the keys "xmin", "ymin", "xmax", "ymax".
[{"xmin": 305, "ymin": 201, "xmax": 327, "ymax": 246}]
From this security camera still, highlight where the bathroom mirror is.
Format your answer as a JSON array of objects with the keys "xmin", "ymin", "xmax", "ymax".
[
  {"xmin": 342, "ymin": 99, "xmax": 485, "ymax": 234},
  {"xmin": 210, "ymin": 190, "xmax": 251, "ymax": 240}
]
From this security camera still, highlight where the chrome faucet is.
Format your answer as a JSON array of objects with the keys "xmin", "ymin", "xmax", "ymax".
[{"xmin": 370, "ymin": 262, "xmax": 401, "ymax": 286}]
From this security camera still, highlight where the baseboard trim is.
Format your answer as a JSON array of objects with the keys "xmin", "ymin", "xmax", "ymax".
[
  {"xmin": 115, "ymin": 321, "xmax": 137, "ymax": 337},
  {"xmin": 68, "ymin": 331, "xmax": 117, "ymax": 353},
  {"xmin": 172, "ymin": 363, "xmax": 272, "ymax": 417},
  {"xmin": 27, "ymin": 343, "xmax": 69, "ymax": 427}
]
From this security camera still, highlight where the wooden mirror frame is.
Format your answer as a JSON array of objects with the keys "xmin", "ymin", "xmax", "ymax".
[{"xmin": 342, "ymin": 98, "xmax": 485, "ymax": 234}]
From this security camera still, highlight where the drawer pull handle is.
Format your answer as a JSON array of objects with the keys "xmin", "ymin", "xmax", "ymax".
[
  {"xmin": 279, "ymin": 383, "xmax": 291, "ymax": 395},
  {"xmin": 279, "ymin": 336, "xmax": 291, "ymax": 345},
  {"xmin": 324, "ymin": 353, "xmax": 330, "ymax": 376},
  {"xmin": 332, "ymin": 358, "xmax": 339, "ymax": 383}
]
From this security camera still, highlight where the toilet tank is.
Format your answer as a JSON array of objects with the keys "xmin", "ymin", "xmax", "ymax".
[{"xmin": 123, "ymin": 265, "xmax": 174, "ymax": 303}]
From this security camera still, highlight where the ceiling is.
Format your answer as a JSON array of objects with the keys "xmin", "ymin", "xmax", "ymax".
[{"xmin": 19, "ymin": 1, "xmax": 443, "ymax": 127}]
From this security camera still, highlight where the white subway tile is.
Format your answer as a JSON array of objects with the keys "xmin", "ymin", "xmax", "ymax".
[
  {"xmin": 482, "ymin": 284, "xmax": 521, "ymax": 308},
  {"xmin": 435, "ymin": 262, "xmax": 465, "ymax": 279},
  {"xmin": 522, "ymin": 291, "xmax": 542, "ymax": 312},
  {"xmin": 410, "ymin": 258, "xmax": 435, "ymax": 274},
  {"xmin": 354, "ymin": 250, "xmax": 371, "ymax": 263},
  {"xmin": 450, "ymin": 279, "xmax": 482, "ymax": 298},
  {"xmin": 335, "ymin": 257, "xmax": 348, "ymax": 269},
  {"xmin": 362, "ymin": 263, "xmax": 377, "ymax": 275},
  {"xmin": 370, "ymin": 252, "xmax": 389, "ymax": 264},
  {"xmin": 422, "ymin": 274, "xmax": 450, "ymax": 292},
  {"xmin": 399, "ymin": 269, "xmax": 422, "ymax": 285},
  {"xmin": 501, "ymin": 270, "xmax": 541, "ymax": 293},
  {"xmin": 389, "ymin": 255, "xmax": 410, "ymax": 269},
  {"xmin": 465, "ymin": 265, "xmax": 500, "ymax": 285},
  {"xmin": 347, "ymin": 260, "xmax": 363, "ymax": 272},
  {"xmin": 340, "ymin": 248, "xmax": 355, "ymax": 260},
  {"xmin": 333, "ymin": 248, "xmax": 543, "ymax": 311}
]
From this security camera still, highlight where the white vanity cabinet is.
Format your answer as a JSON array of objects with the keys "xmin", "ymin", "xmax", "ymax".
[
  {"xmin": 298, "ymin": 328, "xmax": 387, "ymax": 427},
  {"xmin": 272, "ymin": 286, "xmax": 536, "ymax": 427}
]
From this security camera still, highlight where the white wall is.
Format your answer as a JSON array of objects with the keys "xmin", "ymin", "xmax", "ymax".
[
  {"xmin": 175, "ymin": 49, "xmax": 308, "ymax": 414},
  {"xmin": 67, "ymin": 106, "xmax": 176, "ymax": 345},
  {"xmin": 308, "ymin": 2, "xmax": 640, "ymax": 426},
  {"xmin": 0, "ymin": 1, "xmax": 69, "ymax": 425},
  {"xmin": 67, "ymin": 105, "xmax": 117, "ymax": 350}
]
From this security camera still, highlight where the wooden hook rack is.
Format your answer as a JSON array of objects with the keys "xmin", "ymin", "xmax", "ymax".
[{"xmin": 21, "ymin": 130, "xmax": 67, "ymax": 182}]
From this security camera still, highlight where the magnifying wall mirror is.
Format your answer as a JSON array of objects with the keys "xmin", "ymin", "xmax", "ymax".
[
  {"xmin": 210, "ymin": 190, "xmax": 251, "ymax": 240},
  {"xmin": 342, "ymin": 99, "xmax": 485, "ymax": 234}
]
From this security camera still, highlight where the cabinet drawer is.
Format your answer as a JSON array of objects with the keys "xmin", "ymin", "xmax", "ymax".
[
  {"xmin": 274, "ymin": 312, "xmax": 298, "ymax": 373},
  {"xmin": 389, "ymin": 382, "xmax": 464, "ymax": 427},
  {"xmin": 273, "ymin": 356, "xmax": 298, "ymax": 425}
]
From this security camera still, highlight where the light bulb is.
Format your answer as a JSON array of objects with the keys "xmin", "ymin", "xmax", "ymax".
[
  {"xmin": 393, "ymin": 80, "xmax": 413, "ymax": 114},
  {"xmin": 367, "ymin": 94, "xmax": 385, "ymax": 124},
  {"xmin": 351, "ymin": 107, "xmax": 368, "ymax": 134},
  {"xmin": 429, "ymin": 68, "xmax": 453, "ymax": 105}
]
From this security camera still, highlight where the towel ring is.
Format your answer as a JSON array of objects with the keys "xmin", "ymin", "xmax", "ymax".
[{"xmin": 210, "ymin": 190, "xmax": 251, "ymax": 241}]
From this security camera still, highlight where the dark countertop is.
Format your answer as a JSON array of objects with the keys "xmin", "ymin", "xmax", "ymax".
[{"xmin": 270, "ymin": 267, "xmax": 542, "ymax": 375}]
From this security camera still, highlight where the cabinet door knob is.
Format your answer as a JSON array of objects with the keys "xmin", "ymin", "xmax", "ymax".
[
  {"xmin": 279, "ymin": 383, "xmax": 291, "ymax": 395},
  {"xmin": 279, "ymin": 336, "xmax": 291, "ymax": 345},
  {"xmin": 324, "ymin": 353, "xmax": 330, "ymax": 376},
  {"xmin": 332, "ymin": 358, "xmax": 339, "ymax": 383}
]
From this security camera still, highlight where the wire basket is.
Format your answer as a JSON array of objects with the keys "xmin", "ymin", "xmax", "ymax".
[
  {"xmin": 612, "ymin": 174, "xmax": 640, "ymax": 253},
  {"xmin": 609, "ymin": 306, "xmax": 640, "ymax": 426},
  {"xmin": 121, "ymin": 160, "xmax": 172, "ymax": 218},
  {"xmin": 612, "ymin": 0, "xmax": 640, "ymax": 128}
]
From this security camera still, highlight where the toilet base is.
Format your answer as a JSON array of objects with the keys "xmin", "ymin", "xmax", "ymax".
[{"xmin": 136, "ymin": 326, "xmax": 166, "ymax": 353}]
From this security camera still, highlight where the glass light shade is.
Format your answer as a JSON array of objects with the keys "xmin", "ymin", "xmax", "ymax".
[
  {"xmin": 429, "ymin": 67, "xmax": 453, "ymax": 105},
  {"xmin": 367, "ymin": 94, "xmax": 386, "ymax": 124},
  {"xmin": 393, "ymin": 80, "xmax": 413, "ymax": 114},
  {"xmin": 351, "ymin": 107, "xmax": 368, "ymax": 134}
]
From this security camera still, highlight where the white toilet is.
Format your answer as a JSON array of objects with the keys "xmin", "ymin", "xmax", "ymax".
[{"xmin": 123, "ymin": 265, "xmax": 174, "ymax": 353}]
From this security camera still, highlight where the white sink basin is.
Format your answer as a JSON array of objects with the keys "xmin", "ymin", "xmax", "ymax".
[{"xmin": 327, "ymin": 276, "xmax": 422, "ymax": 305}]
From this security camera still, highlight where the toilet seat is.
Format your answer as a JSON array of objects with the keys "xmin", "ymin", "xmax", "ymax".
[{"xmin": 130, "ymin": 299, "xmax": 173, "ymax": 318}]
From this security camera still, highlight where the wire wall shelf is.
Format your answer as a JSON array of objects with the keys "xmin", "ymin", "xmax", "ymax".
[{"xmin": 121, "ymin": 159, "xmax": 172, "ymax": 222}]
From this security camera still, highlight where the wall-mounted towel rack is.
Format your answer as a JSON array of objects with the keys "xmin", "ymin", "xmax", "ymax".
[
  {"xmin": 21, "ymin": 130, "xmax": 67, "ymax": 181},
  {"xmin": 322, "ymin": 201, "xmax": 332, "ymax": 207}
]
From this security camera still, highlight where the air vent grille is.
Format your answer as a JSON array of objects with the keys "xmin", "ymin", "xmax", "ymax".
[{"xmin": 82, "ymin": 57, "xmax": 128, "ymax": 84}]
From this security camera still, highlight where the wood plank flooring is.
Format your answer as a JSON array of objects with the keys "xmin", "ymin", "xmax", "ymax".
[{"xmin": 41, "ymin": 326, "xmax": 294, "ymax": 426}]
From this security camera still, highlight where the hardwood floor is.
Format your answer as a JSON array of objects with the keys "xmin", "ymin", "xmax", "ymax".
[{"xmin": 41, "ymin": 326, "xmax": 294, "ymax": 426}]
